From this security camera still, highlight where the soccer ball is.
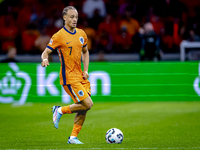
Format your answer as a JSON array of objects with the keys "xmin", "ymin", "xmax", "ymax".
[{"xmin": 105, "ymin": 128, "xmax": 123, "ymax": 144}]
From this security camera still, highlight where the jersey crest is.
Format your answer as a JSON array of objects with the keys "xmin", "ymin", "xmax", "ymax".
[
  {"xmin": 78, "ymin": 90, "xmax": 84, "ymax": 97},
  {"xmin": 79, "ymin": 37, "xmax": 84, "ymax": 45}
]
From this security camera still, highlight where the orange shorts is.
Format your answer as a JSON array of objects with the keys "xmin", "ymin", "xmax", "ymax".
[{"xmin": 63, "ymin": 79, "xmax": 91, "ymax": 103}]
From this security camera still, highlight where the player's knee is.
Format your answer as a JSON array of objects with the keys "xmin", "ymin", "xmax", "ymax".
[
  {"xmin": 85, "ymin": 100, "xmax": 93, "ymax": 110},
  {"xmin": 82, "ymin": 96, "xmax": 93, "ymax": 110},
  {"xmin": 88, "ymin": 100, "xmax": 93, "ymax": 110},
  {"xmin": 84, "ymin": 101, "xmax": 92, "ymax": 110}
]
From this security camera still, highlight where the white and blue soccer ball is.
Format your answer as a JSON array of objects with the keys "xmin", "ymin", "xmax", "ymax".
[{"xmin": 105, "ymin": 128, "xmax": 123, "ymax": 144}]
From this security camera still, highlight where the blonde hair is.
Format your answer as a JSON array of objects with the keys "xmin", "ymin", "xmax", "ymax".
[{"xmin": 62, "ymin": 6, "xmax": 77, "ymax": 16}]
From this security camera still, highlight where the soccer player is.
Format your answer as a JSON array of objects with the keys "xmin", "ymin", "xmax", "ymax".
[{"xmin": 41, "ymin": 6, "xmax": 93, "ymax": 144}]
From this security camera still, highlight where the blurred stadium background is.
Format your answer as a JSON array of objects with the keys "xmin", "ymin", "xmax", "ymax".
[{"xmin": 0, "ymin": 0, "xmax": 200, "ymax": 62}]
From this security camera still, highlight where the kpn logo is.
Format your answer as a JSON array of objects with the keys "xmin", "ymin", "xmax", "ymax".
[
  {"xmin": 0, "ymin": 63, "xmax": 31, "ymax": 105},
  {"xmin": 0, "ymin": 63, "xmax": 112, "ymax": 105}
]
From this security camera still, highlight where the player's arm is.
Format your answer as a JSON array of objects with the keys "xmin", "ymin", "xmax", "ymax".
[
  {"xmin": 82, "ymin": 45, "xmax": 89, "ymax": 79},
  {"xmin": 41, "ymin": 48, "xmax": 53, "ymax": 67}
]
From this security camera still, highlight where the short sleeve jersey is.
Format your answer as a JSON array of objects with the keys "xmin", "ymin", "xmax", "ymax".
[{"xmin": 47, "ymin": 27, "xmax": 88, "ymax": 85}]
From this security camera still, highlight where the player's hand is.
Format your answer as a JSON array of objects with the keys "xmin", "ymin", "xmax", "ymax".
[
  {"xmin": 82, "ymin": 71, "xmax": 89, "ymax": 80},
  {"xmin": 41, "ymin": 59, "xmax": 49, "ymax": 67}
]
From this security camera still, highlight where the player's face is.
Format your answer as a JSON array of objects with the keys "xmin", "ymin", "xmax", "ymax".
[{"xmin": 64, "ymin": 9, "xmax": 78, "ymax": 28}]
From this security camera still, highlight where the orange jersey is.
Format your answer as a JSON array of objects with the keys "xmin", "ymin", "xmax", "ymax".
[{"xmin": 47, "ymin": 27, "xmax": 88, "ymax": 85}]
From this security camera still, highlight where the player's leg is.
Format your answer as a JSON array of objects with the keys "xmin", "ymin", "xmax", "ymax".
[
  {"xmin": 52, "ymin": 99, "xmax": 92, "ymax": 143},
  {"xmin": 52, "ymin": 81, "xmax": 92, "ymax": 143},
  {"xmin": 71, "ymin": 96, "xmax": 93, "ymax": 128},
  {"xmin": 52, "ymin": 85, "xmax": 92, "ymax": 129},
  {"xmin": 74, "ymin": 111, "xmax": 87, "ymax": 126},
  {"xmin": 68, "ymin": 110, "xmax": 87, "ymax": 144},
  {"xmin": 68, "ymin": 96, "xmax": 92, "ymax": 133},
  {"xmin": 68, "ymin": 96, "xmax": 93, "ymax": 144},
  {"xmin": 69, "ymin": 95, "xmax": 93, "ymax": 112},
  {"xmin": 66, "ymin": 81, "xmax": 92, "ymax": 144}
]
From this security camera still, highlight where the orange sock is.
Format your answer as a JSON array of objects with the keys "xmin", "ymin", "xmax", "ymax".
[
  {"xmin": 61, "ymin": 105, "xmax": 72, "ymax": 114},
  {"xmin": 71, "ymin": 124, "xmax": 82, "ymax": 137}
]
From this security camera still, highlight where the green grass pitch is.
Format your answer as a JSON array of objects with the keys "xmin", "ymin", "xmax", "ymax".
[{"xmin": 0, "ymin": 101, "xmax": 200, "ymax": 150}]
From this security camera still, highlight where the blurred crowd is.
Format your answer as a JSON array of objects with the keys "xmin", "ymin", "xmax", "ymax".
[{"xmin": 0, "ymin": 0, "xmax": 200, "ymax": 57}]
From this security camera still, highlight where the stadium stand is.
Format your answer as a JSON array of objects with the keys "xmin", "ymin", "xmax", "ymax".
[{"xmin": 0, "ymin": 0, "xmax": 200, "ymax": 62}]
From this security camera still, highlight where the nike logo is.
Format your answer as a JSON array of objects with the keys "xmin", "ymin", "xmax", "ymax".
[{"xmin": 66, "ymin": 42, "xmax": 71, "ymax": 44}]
